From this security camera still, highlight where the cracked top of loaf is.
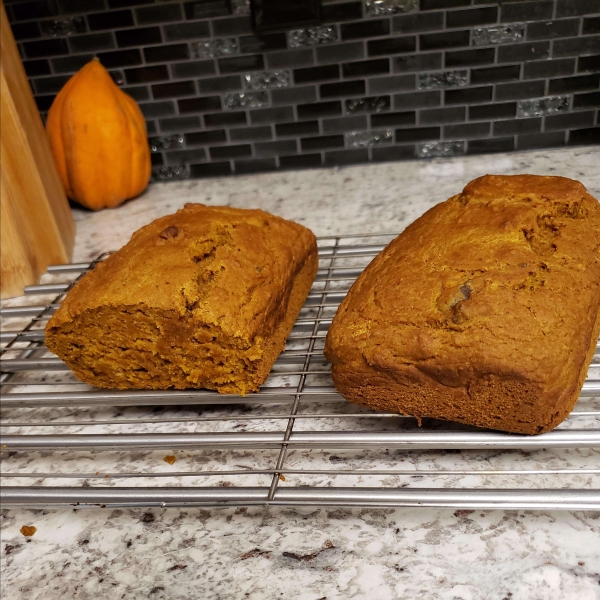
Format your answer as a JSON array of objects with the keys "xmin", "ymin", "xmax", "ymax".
[
  {"xmin": 325, "ymin": 174, "xmax": 600, "ymax": 418},
  {"xmin": 48, "ymin": 203, "xmax": 317, "ymax": 342}
]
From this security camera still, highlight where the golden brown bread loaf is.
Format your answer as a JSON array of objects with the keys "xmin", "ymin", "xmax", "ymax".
[
  {"xmin": 46, "ymin": 204, "xmax": 318, "ymax": 394},
  {"xmin": 324, "ymin": 175, "xmax": 600, "ymax": 434}
]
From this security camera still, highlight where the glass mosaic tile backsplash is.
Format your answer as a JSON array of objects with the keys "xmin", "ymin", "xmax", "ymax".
[{"xmin": 7, "ymin": 0, "xmax": 600, "ymax": 180}]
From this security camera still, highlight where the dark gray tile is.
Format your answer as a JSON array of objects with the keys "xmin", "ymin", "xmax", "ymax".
[
  {"xmin": 321, "ymin": 2, "xmax": 363, "ymax": 23},
  {"xmin": 420, "ymin": 106, "xmax": 465, "ymax": 124},
  {"xmin": 343, "ymin": 58, "xmax": 390, "ymax": 78},
  {"xmin": 393, "ymin": 11, "xmax": 444, "ymax": 33},
  {"xmin": 556, "ymin": 0, "xmax": 600, "ymax": 17},
  {"xmin": 116, "ymin": 27, "xmax": 162, "ymax": 48},
  {"xmin": 467, "ymin": 136, "xmax": 514, "ymax": 153},
  {"xmin": 394, "ymin": 90, "xmax": 441, "ymax": 109},
  {"xmin": 549, "ymin": 74, "xmax": 600, "ymax": 94},
  {"xmin": 33, "ymin": 75, "xmax": 70, "ymax": 94},
  {"xmin": 190, "ymin": 162, "xmax": 232, "ymax": 178},
  {"xmin": 125, "ymin": 65, "xmax": 169, "ymax": 84},
  {"xmin": 301, "ymin": 134, "xmax": 345, "ymax": 151},
  {"xmin": 341, "ymin": 19, "xmax": 390, "ymax": 40},
  {"xmin": 297, "ymin": 101, "xmax": 342, "ymax": 119},
  {"xmin": 545, "ymin": 111, "xmax": 596, "ymax": 130},
  {"xmin": 68, "ymin": 32, "xmax": 114, "ymax": 53},
  {"xmin": 471, "ymin": 65, "xmax": 521, "ymax": 85},
  {"xmin": 160, "ymin": 116, "xmax": 201, "ymax": 132},
  {"xmin": 320, "ymin": 80, "xmax": 365, "ymax": 98},
  {"xmin": 199, "ymin": 75, "xmax": 242, "ymax": 93},
  {"xmin": 235, "ymin": 158, "xmax": 277, "ymax": 174},
  {"xmin": 523, "ymin": 58, "xmax": 575, "ymax": 79},
  {"xmin": 277, "ymin": 121, "xmax": 320, "ymax": 136},
  {"xmin": 444, "ymin": 121, "xmax": 490, "ymax": 138},
  {"xmin": 518, "ymin": 131, "xmax": 565, "ymax": 149},
  {"xmin": 322, "ymin": 115, "xmax": 368, "ymax": 133},
  {"xmin": 553, "ymin": 36, "xmax": 600, "ymax": 57},
  {"xmin": 569, "ymin": 127, "xmax": 600, "ymax": 145},
  {"xmin": 218, "ymin": 54, "xmax": 264, "ymax": 74},
  {"xmin": 497, "ymin": 42, "xmax": 550, "ymax": 63},
  {"xmin": 210, "ymin": 143, "xmax": 251, "ymax": 159},
  {"xmin": 122, "ymin": 85, "xmax": 150, "ymax": 101},
  {"xmin": 139, "ymin": 101, "xmax": 176, "ymax": 118},
  {"xmin": 324, "ymin": 148, "xmax": 369, "ymax": 165},
  {"xmin": 294, "ymin": 65, "xmax": 340, "ymax": 84},
  {"xmin": 469, "ymin": 102, "xmax": 516, "ymax": 120},
  {"xmin": 255, "ymin": 140, "xmax": 297, "ymax": 157},
  {"xmin": 445, "ymin": 48, "xmax": 495, "ymax": 67},
  {"xmin": 368, "ymin": 74, "xmax": 415, "ymax": 94},
  {"xmin": 583, "ymin": 17, "xmax": 600, "ymax": 34},
  {"xmin": 11, "ymin": 21, "xmax": 41, "ymax": 42},
  {"xmin": 239, "ymin": 33, "xmax": 287, "ymax": 54},
  {"xmin": 163, "ymin": 21, "xmax": 211, "ymax": 41},
  {"xmin": 171, "ymin": 60, "xmax": 216, "ymax": 79},
  {"xmin": 212, "ymin": 16, "xmax": 253, "ymax": 36},
  {"xmin": 229, "ymin": 126, "xmax": 272, "ymax": 141},
  {"xmin": 205, "ymin": 111, "xmax": 247, "ymax": 126},
  {"xmin": 495, "ymin": 80, "xmax": 546, "ymax": 101},
  {"xmin": 88, "ymin": 10, "xmax": 133, "ymax": 31},
  {"xmin": 446, "ymin": 6, "xmax": 497, "ymax": 28},
  {"xmin": 144, "ymin": 44, "xmax": 189, "ymax": 64},
  {"xmin": 271, "ymin": 86, "xmax": 317, "ymax": 105},
  {"xmin": 51, "ymin": 54, "xmax": 93, "ymax": 73},
  {"xmin": 395, "ymin": 126, "xmax": 440, "ymax": 142},
  {"xmin": 316, "ymin": 42, "xmax": 365, "ymax": 64},
  {"xmin": 420, "ymin": 0, "xmax": 470, "ymax": 9},
  {"xmin": 445, "ymin": 86, "xmax": 492, "ymax": 104},
  {"xmin": 493, "ymin": 118, "xmax": 542, "ymax": 136},
  {"xmin": 97, "ymin": 48, "xmax": 142, "ymax": 68},
  {"xmin": 136, "ymin": 3, "xmax": 182, "ymax": 24},
  {"xmin": 185, "ymin": 0, "xmax": 229, "ymax": 19},
  {"xmin": 573, "ymin": 91, "xmax": 600, "ymax": 109},
  {"xmin": 372, "ymin": 145, "xmax": 415, "ymax": 161},
  {"xmin": 501, "ymin": 0, "xmax": 553, "ymax": 22},
  {"xmin": 367, "ymin": 36, "xmax": 417, "ymax": 57},
  {"xmin": 24, "ymin": 59, "xmax": 51, "ymax": 76},
  {"xmin": 152, "ymin": 80, "xmax": 196, "ymax": 99},
  {"xmin": 58, "ymin": 0, "xmax": 106, "ymax": 14},
  {"xmin": 578, "ymin": 54, "xmax": 600, "ymax": 72},
  {"xmin": 186, "ymin": 130, "xmax": 227, "ymax": 145},
  {"xmin": 371, "ymin": 110, "xmax": 416, "ymax": 126},
  {"xmin": 24, "ymin": 38, "xmax": 69, "ymax": 58},
  {"xmin": 268, "ymin": 49, "xmax": 314, "ymax": 69},
  {"xmin": 420, "ymin": 30, "xmax": 470, "ymax": 51},
  {"xmin": 178, "ymin": 96, "xmax": 222, "ymax": 113},
  {"xmin": 279, "ymin": 154, "xmax": 323, "ymax": 169},
  {"xmin": 394, "ymin": 52, "xmax": 442, "ymax": 72},
  {"xmin": 250, "ymin": 106, "xmax": 295, "ymax": 123},
  {"xmin": 527, "ymin": 19, "xmax": 581, "ymax": 41},
  {"xmin": 165, "ymin": 148, "xmax": 206, "ymax": 164}
]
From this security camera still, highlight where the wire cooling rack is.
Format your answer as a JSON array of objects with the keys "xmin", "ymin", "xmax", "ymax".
[{"xmin": 1, "ymin": 233, "xmax": 600, "ymax": 510}]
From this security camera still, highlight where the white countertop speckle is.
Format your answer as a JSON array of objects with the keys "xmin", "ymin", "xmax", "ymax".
[{"xmin": 2, "ymin": 146, "xmax": 600, "ymax": 600}]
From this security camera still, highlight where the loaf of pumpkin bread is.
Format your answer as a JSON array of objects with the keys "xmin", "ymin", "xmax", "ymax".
[
  {"xmin": 324, "ymin": 175, "xmax": 600, "ymax": 434},
  {"xmin": 46, "ymin": 204, "xmax": 318, "ymax": 394}
]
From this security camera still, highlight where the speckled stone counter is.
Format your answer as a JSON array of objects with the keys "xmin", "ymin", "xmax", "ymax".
[{"xmin": 2, "ymin": 147, "xmax": 600, "ymax": 600}]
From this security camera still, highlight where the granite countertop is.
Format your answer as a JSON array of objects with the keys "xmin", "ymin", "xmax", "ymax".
[{"xmin": 2, "ymin": 146, "xmax": 600, "ymax": 600}]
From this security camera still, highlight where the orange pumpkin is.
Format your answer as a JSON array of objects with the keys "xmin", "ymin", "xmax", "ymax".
[{"xmin": 46, "ymin": 58, "xmax": 151, "ymax": 210}]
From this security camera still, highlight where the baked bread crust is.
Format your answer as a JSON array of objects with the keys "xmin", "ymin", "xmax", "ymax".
[
  {"xmin": 46, "ymin": 204, "xmax": 318, "ymax": 394},
  {"xmin": 324, "ymin": 175, "xmax": 600, "ymax": 434}
]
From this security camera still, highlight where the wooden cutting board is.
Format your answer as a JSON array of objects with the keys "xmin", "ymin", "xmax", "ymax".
[{"xmin": 0, "ymin": 0, "xmax": 74, "ymax": 299}]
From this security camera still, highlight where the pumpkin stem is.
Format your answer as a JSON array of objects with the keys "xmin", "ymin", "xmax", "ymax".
[{"xmin": 92, "ymin": 56, "xmax": 100, "ymax": 62}]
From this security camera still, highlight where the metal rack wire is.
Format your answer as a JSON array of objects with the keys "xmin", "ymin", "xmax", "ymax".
[{"xmin": 1, "ymin": 233, "xmax": 599, "ymax": 510}]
